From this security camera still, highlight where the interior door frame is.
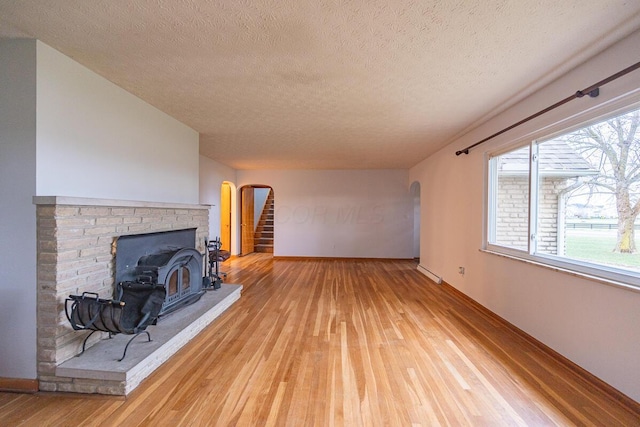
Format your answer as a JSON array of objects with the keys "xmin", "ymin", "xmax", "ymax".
[
  {"xmin": 220, "ymin": 182, "xmax": 232, "ymax": 252},
  {"xmin": 240, "ymin": 186, "xmax": 255, "ymax": 256}
]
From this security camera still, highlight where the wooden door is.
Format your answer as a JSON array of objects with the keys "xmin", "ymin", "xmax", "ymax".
[
  {"xmin": 241, "ymin": 187, "xmax": 255, "ymax": 256},
  {"xmin": 220, "ymin": 183, "xmax": 231, "ymax": 252}
]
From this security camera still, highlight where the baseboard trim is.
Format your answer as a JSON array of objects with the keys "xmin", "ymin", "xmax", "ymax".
[
  {"xmin": 441, "ymin": 281, "xmax": 640, "ymax": 413},
  {"xmin": 272, "ymin": 256, "xmax": 415, "ymax": 262},
  {"xmin": 0, "ymin": 377, "xmax": 39, "ymax": 393},
  {"xmin": 417, "ymin": 264, "xmax": 442, "ymax": 284}
]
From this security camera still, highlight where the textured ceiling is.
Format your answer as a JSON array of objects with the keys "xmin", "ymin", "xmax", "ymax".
[{"xmin": 2, "ymin": 1, "xmax": 640, "ymax": 169}]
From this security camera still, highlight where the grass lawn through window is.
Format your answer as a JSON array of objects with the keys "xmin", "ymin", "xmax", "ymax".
[{"xmin": 565, "ymin": 229, "xmax": 640, "ymax": 272}]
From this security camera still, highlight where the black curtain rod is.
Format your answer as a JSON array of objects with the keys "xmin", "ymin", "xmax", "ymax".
[{"xmin": 455, "ymin": 60, "xmax": 640, "ymax": 156}]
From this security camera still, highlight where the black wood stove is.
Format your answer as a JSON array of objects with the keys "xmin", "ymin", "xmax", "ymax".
[
  {"xmin": 64, "ymin": 229, "xmax": 207, "ymax": 360},
  {"xmin": 115, "ymin": 228, "xmax": 205, "ymax": 317}
]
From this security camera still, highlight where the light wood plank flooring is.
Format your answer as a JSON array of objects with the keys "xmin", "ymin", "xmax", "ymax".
[{"xmin": 1, "ymin": 254, "xmax": 638, "ymax": 426}]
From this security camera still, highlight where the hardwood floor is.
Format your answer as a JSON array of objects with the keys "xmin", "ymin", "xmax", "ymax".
[{"xmin": 1, "ymin": 254, "xmax": 638, "ymax": 426}]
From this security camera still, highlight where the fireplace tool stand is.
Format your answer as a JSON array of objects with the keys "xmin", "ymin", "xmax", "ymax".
[
  {"xmin": 203, "ymin": 237, "xmax": 229, "ymax": 290},
  {"xmin": 65, "ymin": 282, "xmax": 166, "ymax": 361}
]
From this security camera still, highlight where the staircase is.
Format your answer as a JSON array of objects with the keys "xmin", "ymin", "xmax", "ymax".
[{"xmin": 254, "ymin": 190, "xmax": 274, "ymax": 253}]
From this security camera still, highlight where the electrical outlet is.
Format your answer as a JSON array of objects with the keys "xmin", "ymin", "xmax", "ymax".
[{"xmin": 458, "ymin": 267, "xmax": 465, "ymax": 275}]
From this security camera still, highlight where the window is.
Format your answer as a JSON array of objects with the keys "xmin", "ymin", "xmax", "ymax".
[{"xmin": 487, "ymin": 105, "xmax": 640, "ymax": 288}]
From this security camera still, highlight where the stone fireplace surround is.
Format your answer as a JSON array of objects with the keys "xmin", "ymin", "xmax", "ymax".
[{"xmin": 33, "ymin": 196, "xmax": 240, "ymax": 395}]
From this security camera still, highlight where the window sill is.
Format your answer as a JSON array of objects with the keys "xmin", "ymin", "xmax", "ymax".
[{"xmin": 480, "ymin": 249, "xmax": 640, "ymax": 294}]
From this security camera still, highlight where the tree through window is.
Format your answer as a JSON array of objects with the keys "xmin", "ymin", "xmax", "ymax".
[{"xmin": 560, "ymin": 108, "xmax": 640, "ymax": 255}]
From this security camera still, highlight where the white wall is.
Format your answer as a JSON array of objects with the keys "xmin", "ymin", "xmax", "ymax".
[
  {"xmin": 237, "ymin": 170, "xmax": 413, "ymax": 258},
  {"xmin": 199, "ymin": 155, "xmax": 237, "ymax": 252},
  {"xmin": 0, "ymin": 39, "xmax": 38, "ymax": 379},
  {"xmin": 410, "ymin": 29, "xmax": 640, "ymax": 401},
  {"xmin": 0, "ymin": 39, "xmax": 204, "ymax": 381},
  {"xmin": 410, "ymin": 181, "xmax": 421, "ymax": 258},
  {"xmin": 36, "ymin": 42, "xmax": 199, "ymax": 204}
]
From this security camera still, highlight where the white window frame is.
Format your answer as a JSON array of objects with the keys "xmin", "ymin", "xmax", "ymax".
[{"xmin": 485, "ymin": 92, "xmax": 640, "ymax": 290}]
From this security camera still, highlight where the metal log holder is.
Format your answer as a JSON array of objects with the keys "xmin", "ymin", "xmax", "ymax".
[{"xmin": 65, "ymin": 282, "xmax": 166, "ymax": 361}]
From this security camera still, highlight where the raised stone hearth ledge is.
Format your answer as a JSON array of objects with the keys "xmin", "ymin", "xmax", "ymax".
[
  {"xmin": 33, "ymin": 195, "xmax": 210, "ymax": 210},
  {"xmin": 56, "ymin": 284, "xmax": 242, "ymax": 395}
]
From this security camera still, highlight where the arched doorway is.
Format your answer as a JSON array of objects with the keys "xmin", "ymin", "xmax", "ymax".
[
  {"xmin": 410, "ymin": 181, "xmax": 421, "ymax": 261},
  {"xmin": 240, "ymin": 185, "xmax": 274, "ymax": 256}
]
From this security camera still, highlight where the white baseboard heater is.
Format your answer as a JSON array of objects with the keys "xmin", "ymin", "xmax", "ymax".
[{"xmin": 417, "ymin": 264, "xmax": 442, "ymax": 284}]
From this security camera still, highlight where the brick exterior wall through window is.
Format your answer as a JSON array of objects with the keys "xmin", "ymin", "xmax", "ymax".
[{"xmin": 495, "ymin": 176, "xmax": 569, "ymax": 254}]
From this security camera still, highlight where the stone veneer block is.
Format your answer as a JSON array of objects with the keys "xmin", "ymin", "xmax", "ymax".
[{"xmin": 56, "ymin": 284, "xmax": 242, "ymax": 395}]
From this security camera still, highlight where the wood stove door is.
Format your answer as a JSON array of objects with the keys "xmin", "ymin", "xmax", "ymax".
[{"xmin": 166, "ymin": 265, "xmax": 191, "ymax": 306}]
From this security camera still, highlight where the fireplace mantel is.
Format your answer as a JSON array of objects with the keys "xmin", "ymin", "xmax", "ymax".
[{"xmin": 33, "ymin": 195, "xmax": 210, "ymax": 210}]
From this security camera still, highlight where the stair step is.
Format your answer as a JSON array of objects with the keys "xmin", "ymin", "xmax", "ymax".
[
  {"xmin": 255, "ymin": 232, "xmax": 274, "ymax": 239},
  {"xmin": 255, "ymin": 244, "xmax": 273, "ymax": 253}
]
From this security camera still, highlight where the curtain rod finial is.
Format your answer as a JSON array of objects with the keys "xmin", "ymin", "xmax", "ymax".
[
  {"xmin": 455, "ymin": 149, "xmax": 469, "ymax": 156},
  {"xmin": 576, "ymin": 88, "xmax": 600, "ymax": 98}
]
